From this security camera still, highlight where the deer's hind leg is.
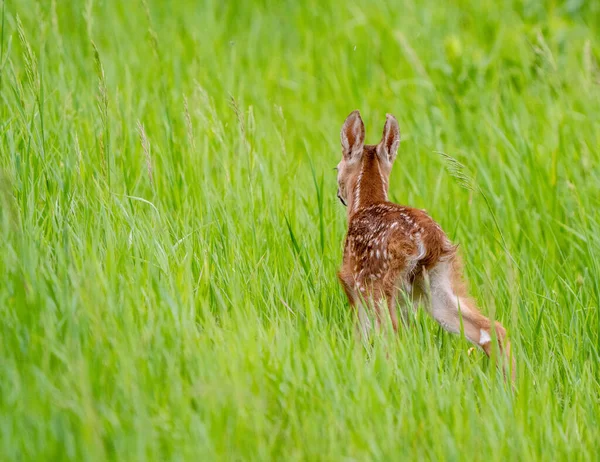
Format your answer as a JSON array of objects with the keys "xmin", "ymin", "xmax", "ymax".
[
  {"xmin": 338, "ymin": 271, "xmax": 372, "ymax": 342},
  {"xmin": 423, "ymin": 259, "xmax": 515, "ymax": 380},
  {"xmin": 383, "ymin": 252, "xmax": 420, "ymax": 330},
  {"xmin": 339, "ymin": 270, "xmax": 397, "ymax": 343}
]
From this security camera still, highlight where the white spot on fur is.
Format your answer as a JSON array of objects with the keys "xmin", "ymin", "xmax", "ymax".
[
  {"xmin": 376, "ymin": 250, "xmax": 380, "ymax": 259},
  {"xmin": 415, "ymin": 234, "xmax": 426, "ymax": 260},
  {"xmin": 479, "ymin": 329, "xmax": 491, "ymax": 345}
]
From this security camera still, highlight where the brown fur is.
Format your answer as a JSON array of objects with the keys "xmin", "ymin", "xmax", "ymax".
[{"xmin": 336, "ymin": 111, "xmax": 514, "ymax": 380}]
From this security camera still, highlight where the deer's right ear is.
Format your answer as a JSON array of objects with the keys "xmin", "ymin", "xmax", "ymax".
[
  {"xmin": 341, "ymin": 110, "xmax": 365, "ymax": 161},
  {"xmin": 377, "ymin": 114, "xmax": 400, "ymax": 165}
]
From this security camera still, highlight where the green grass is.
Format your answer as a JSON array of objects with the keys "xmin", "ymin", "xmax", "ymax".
[{"xmin": 1, "ymin": 0, "xmax": 600, "ymax": 460}]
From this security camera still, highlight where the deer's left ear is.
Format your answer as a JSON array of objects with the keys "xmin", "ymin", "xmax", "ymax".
[{"xmin": 377, "ymin": 114, "xmax": 401, "ymax": 164}]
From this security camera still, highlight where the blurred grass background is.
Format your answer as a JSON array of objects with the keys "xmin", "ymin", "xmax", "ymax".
[{"xmin": 1, "ymin": 0, "xmax": 599, "ymax": 460}]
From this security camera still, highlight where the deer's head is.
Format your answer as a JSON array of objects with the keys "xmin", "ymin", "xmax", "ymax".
[{"xmin": 336, "ymin": 111, "xmax": 401, "ymax": 214}]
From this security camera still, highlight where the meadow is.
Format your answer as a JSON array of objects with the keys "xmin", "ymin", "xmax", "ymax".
[{"xmin": 1, "ymin": 0, "xmax": 600, "ymax": 460}]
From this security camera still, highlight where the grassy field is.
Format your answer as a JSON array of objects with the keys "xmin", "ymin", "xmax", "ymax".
[{"xmin": 1, "ymin": 0, "xmax": 600, "ymax": 460}]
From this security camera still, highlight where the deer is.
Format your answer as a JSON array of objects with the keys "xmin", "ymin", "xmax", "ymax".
[{"xmin": 336, "ymin": 110, "xmax": 514, "ymax": 380}]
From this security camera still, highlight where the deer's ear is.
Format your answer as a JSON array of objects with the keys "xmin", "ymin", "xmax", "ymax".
[
  {"xmin": 377, "ymin": 114, "xmax": 400, "ymax": 164},
  {"xmin": 341, "ymin": 110, "xmax": 365, "ymax": 161}
]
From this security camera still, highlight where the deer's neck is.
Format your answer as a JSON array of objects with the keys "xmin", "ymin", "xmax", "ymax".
[{"xmin": 348, "ymin": 156, "xmax": 388, "ymax": 217}]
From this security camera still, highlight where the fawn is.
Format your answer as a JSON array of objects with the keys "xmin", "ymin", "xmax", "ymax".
[{"xmin": 336, "ymin": 110, "xmax": 514, "ymax": 380}]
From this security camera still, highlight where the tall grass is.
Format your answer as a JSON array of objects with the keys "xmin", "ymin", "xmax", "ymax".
[{"xmin": 1, "ymin": 0, "xmax": 599, "ymax": 460}]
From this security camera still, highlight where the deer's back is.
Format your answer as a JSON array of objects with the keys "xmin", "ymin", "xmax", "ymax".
[{"xmin": 343, "ymin": 202, "xmax": 455, "ymax": 280}]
